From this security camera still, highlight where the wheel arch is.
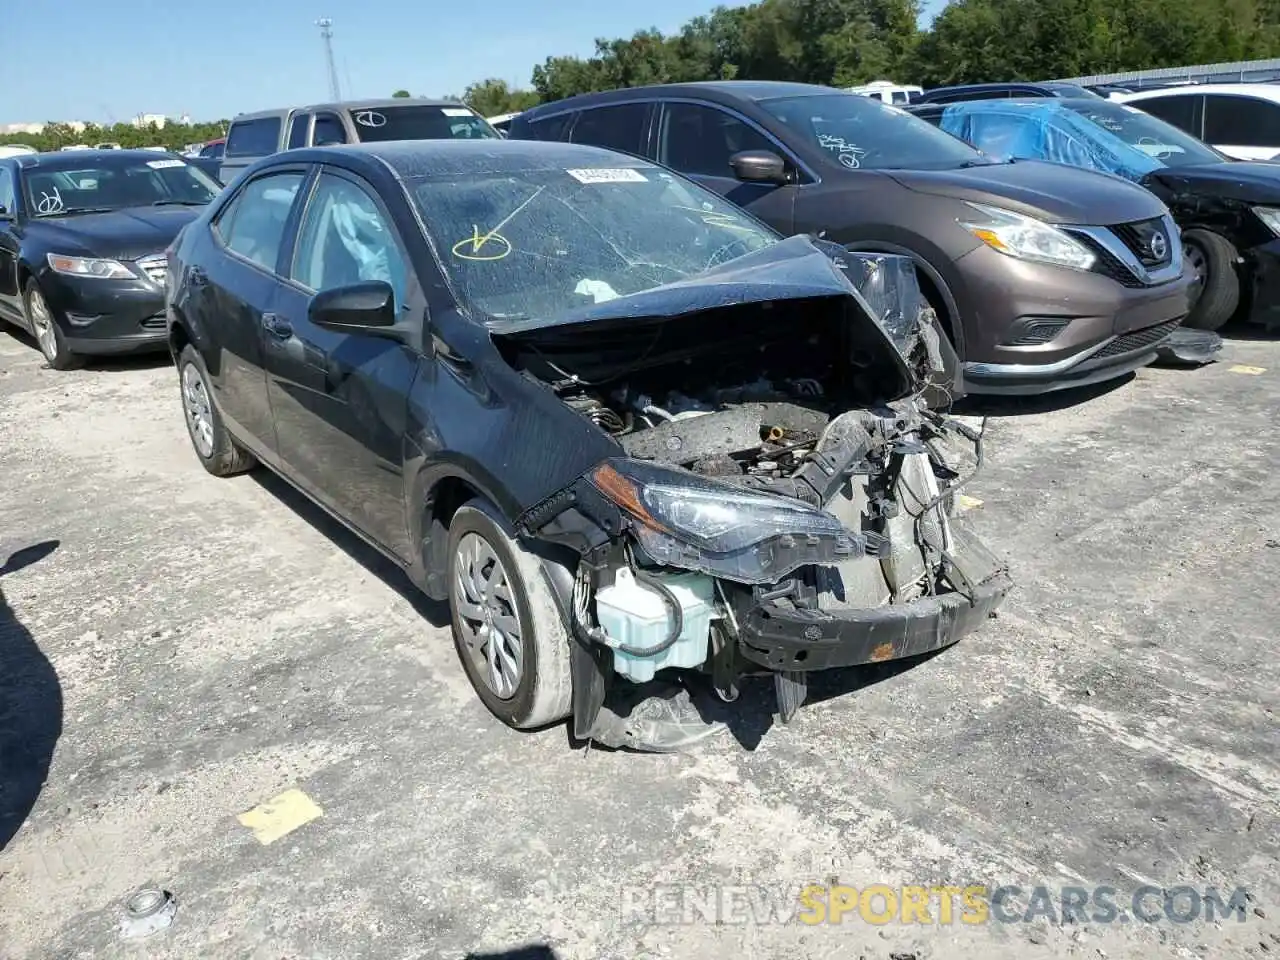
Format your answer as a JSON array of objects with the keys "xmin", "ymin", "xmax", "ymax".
[{"xmin": 841, "ymin": 238, "xmax": 967, "ymax": 358}]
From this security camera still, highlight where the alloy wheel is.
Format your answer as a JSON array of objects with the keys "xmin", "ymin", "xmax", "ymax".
[
  {"xmin": 27, "ymin": 288, "xmax": 59, "ymax": 361},
  {"xmin": 181, "ymin": 363, "xmax": 215, "ymax": 459},
  {"xmin": 452, "ymin": 532, "xmax": 525, "ymax": 700}
]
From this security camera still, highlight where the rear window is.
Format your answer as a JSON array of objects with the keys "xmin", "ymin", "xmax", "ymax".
[
  {"xmin": 347, "ymin": 104, "xmax": 498, "ymax": 142},
  {"xmin": 225, "ymin": 117, "xmax": 282, "ymax": 158}
]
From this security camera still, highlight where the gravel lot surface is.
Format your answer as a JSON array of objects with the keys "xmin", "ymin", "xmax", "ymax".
[{"xmin": 1, "ymin": 326, "xmax": 1277, "ymax": 960}]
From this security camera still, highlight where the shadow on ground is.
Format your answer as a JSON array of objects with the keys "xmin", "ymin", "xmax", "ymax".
[
  {"xmin": 250, "ymin": 469, "xmax": 449, "ymax": 628},
  {"xmin": 0, "ymin": 539, "xmax": 63, "ymax": 851},
  {"xmin": 0, "ymin": 328, "xmax": 171, "ymax": 373},
  {"xmin": 951, "ymin": 372, "xmax": 1134, "ymax": 419},
  {"xmin": 466, "ymin": 948, "xmax": 561, "ymax": 960}
]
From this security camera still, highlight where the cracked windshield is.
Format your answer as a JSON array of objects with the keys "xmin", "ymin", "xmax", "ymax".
[{"xmin": 413, "ymin": 164, "xmax": 777, "ymax": 322}]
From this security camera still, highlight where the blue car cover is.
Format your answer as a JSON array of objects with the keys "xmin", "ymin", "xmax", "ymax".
[{"xmin": 939, "ymin": 100, "xmax": 1162, "ymax": 183}]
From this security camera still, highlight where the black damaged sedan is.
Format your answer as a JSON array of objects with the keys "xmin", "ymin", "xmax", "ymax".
[
  {"xmin": 166, "ymin": 140, "xmax": 1011, "ymax": 750},
  {"xmin": 0, "ymin": 149, "xmax": 219, "ymax": 368}
]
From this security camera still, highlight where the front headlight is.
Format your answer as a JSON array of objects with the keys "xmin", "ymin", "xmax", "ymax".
[
  {"xmin": 1253, "ymin": 206, "xmax": 1280, "ymax": 237},
  {"xmin": 46, "ymin": 253, "xmax": 134, "ymax": 280},
  {"xmin": 590, "ymin": 459, "xmax": 859, "ymax": 584},
  {"xmin": 959, "ymin": 201, "xmax": 1097, "ymax": 271}
]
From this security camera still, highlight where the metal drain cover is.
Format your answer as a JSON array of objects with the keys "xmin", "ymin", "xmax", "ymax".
[{"xmin": 119, "ymin": 887, "xmax": 177, "ymax": 939}]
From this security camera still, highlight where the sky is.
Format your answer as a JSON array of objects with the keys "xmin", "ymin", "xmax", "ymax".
[{"xmin": 3, "ymin": 0, "xmax": 948, "ymax": 126}]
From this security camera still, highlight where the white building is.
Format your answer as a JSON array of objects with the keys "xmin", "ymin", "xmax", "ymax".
[{"xmin": 131, "ymin": 113, "xmax": 168, "ymax": 128}]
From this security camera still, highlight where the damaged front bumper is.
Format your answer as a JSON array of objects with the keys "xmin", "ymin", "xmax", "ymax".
[{"xmin": 735, "ymin": 570, "xmax": 1012, "ymax": 673}]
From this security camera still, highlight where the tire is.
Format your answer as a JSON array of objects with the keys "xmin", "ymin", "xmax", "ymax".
[
  {"xmin": 1182, "ymin": 229, "xmax": 1239, "ymax": 332},
  {"xmin": 24, "ymin": 280, "xmax": 81, "ymax": 370},
  {"xmin": 446, "ymin": 498, "xmax": 573, "ymax": 730},
  {"xmin": 177, "ymin": 343, "xmax": 256, "ymax": 477}
]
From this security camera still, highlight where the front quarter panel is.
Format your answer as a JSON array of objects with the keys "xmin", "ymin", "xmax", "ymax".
[{"xmin": 404, "ymin": 310, "xmax": 621, "ymax": 585}]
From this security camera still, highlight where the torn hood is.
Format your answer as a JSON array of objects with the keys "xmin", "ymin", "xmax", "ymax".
[{"xmin": 488, "ymin": 234, "xmax": 931, "ymax": 374}]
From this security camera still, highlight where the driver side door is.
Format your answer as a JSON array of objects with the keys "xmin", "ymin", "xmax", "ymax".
[
  {"xmin": 265, "ymin": 167, "xmax": 420, "ymax": 560},
  {"xmin": 654, "ymin": 100, "xmax": 798, "ymax": 234},
  {"xmin": 0, "ymin": 164, "xmax": 21, "ymax": 322}
]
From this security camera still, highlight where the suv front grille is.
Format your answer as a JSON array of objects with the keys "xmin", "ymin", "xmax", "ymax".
[
  {"xmin": 1093, "ymin": 320, "xmax": 1180, "ymax": 359},
  {"xmin": 1112, "ymin": 217, "xmax": 1173, "ymax": 267},
  {"xmin": 1073, "ymin": 235, "xmax": 1145, "ymax": 287},
  {"xmin": 136, "ymin": 253, "xmax": 168, "ymax": 287}
]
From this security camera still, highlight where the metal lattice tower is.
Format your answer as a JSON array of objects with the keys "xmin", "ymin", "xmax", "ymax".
[{"xmin": 316, "ymin": 18, "xmax": 342, "ymax": 102}]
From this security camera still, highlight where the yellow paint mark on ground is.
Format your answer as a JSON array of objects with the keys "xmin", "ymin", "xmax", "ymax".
[
  {"xmin": 237, "ymin": 788, "xmax": 323, "ymax": 845},
  {"xmin": 958, "ymin": 495, "xmax": 985, "ymax": 510},
  {"xmin": 1228, "ymin": 364, "xmax": 1267, "ymax": 375}
]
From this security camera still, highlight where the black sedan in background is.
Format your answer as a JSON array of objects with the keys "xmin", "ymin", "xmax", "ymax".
[
  {"xmin": 0, "ymin": 149, "xmax": 220, "ymax": 369},
  {"xmin": 164, "ymin": 139, "xmax": 1009, "ymax": 750}
]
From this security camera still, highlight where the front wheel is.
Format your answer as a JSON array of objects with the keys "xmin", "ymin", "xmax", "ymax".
[
  {"xmin": 446, "ymin": 498, "xmax": 573, "ymax": 730},
  {"xmin": 177, "ymin": 344, "xmax": 256, "ymax": 477},
  {"xmin": 24, "ymin": 280, "xmax": 81, "ymax": 370},
  {"xmin": 1182, "ymin": 229, "xmax": 1240, "ymax": 332}
]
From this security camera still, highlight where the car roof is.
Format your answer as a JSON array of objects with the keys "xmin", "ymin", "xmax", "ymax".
[
  {"xmin": 15, "ymin": 147, "xmax": 182, "ymax": 169},
  {"xmin": 271, "ymin": 138, "xmax": 659, "ymax": 180},
  {"xmin": 1117, "ymin": 82, "xmax": 1280, "ymax": 102},
  {"xmin": 230, "ymin": 98, "xmax": 467, "ymax": 121},
  {"xmin": 519, "ymin": 80, "xmax": 845, "ymax": 117}
]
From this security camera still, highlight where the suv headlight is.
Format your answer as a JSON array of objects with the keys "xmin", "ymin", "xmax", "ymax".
[
  {"xmin": 590, "ymin": 459, "xmax": 857, "ymax": 584},
  {"xmin": 1252, "ymin": 206, "xmax": 1280, "ymax": 236},
  {"xmin": 46, "ymin": 253, "xmax": 134, "ymax": 280},
  {"xmin": 959, "ymin": 201, "xmax": 1097, "ymax": 271}
]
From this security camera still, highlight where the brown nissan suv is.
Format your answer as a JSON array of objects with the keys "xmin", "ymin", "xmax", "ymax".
[{"xmin": 509, "ymin": 81, "xmax": 1196, "ymax": 396}]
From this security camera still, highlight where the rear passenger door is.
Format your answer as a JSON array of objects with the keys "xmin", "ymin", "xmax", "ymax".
[
  {"xmin": 654, "ymin": 101, "xmax": 798, "ymax": 233},
  {"xmin": 1202, "ymin": 94, "xmax": 1280, "ymax": 160},
  {"xmin": 200, "ymin": 166, "xmax": 309, "ymax": 458},
  {"xmin": 265, "ymin": 167, "xmax": 420, "ymax": 559}
]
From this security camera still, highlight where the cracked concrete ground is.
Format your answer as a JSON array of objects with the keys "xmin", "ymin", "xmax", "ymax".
[{"xmin": 0, "ymin": 325, "xmax": 1277, "ymax": 960}]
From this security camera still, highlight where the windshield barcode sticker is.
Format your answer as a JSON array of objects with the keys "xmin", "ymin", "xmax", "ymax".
[
  {"xmin": 566, "ymin": 168, "xmax": 648, "ymax": 184},
  {"xmin": 147, "ymin": 159, "xmax": 186, "ymax": 169},
  {"xmin": 442, "ymin": 107, "xmax": 474, "ymax": 117}
]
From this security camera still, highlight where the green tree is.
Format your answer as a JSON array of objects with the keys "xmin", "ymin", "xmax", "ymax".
[
  {"xmin": 392, "ymin": 89, "xmax": 411, "ymax": 98},
  {"xmin": 460, "ymin": 78, "xmax": 540, "ymax": 117}
]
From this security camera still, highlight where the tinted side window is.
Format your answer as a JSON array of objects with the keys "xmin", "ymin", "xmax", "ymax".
[
  {"xmin": 526, "ymin": 112, "xmax": 576, "ymax": 142},
  {"xmin": 0, "ymin": 167, "xmax": 15, "ymax": 212},
  {"xmin": 1136, "ymin": 95, "xmax": 1200, "ymax": 135},
  {"xmin": 290, "ymin": 172, "xmax": 408, "ymax": 308},
  {"xmin": 214, "ymin": 172, "xmax": 305, "ymax": 271},
  {"xmin": 199, "ymin": 141, "xmax": 225, "ymax": 159},
  {"xmin": 287, "ymin": 113, "xmax": 311, "ymax": 149},
  {"xmin": 313, "ymin": 112, "xmax": 348, "ymax": 146},
  {"xmin": 659, "ymin": 102, "xmax": 778, "ymax": 178},
  {"xmin": 1203, "ymin": 95, "xmax": 1280, "ymax": 146},
  {"xmin": 569, "ymin": 103, "xmax": 649, "ymax": 156},
  {"xmin": 225, "ymin": 117, "xmax": 283, "ymax": 158}
]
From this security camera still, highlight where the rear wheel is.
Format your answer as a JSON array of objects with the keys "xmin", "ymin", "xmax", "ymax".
[
  {"xmin": 24, "ymin": 280, "xmax": 81, "ymax": 370},
  {"xmin": 177, "ymin": 344, "xmax": 256, "ymax": 477},
  {"xmin": 1182, "ymin": 229, "xmax": 1239, "ymax": 332},
  {"xmin": 446, "ymin": 498, "xmax": 573, "ymax": 730}
]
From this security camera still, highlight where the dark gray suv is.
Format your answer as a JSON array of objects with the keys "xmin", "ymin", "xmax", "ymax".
[{"xmin": 510, "ymin": 81, "xmax": 1195, "ymax": 396}]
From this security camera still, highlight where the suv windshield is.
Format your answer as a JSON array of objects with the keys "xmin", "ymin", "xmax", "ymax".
[
  {"xmin": 1062, "ymin": 101, "xmax": 1225, "ymax": 167},
  {"xmin": 760, "ymin": 93, "xmax": 984, "ymax": 171},
  {"xmin": 23, "ymin": 154, "xmax": 220, "ymax": 216},
  {"xmin": 412, "ymin": 163, "xmax": 778, "ymax": 323},
  {"xmin": 349, "ymin": 104, "xmax": 499, "ymax": 143}
]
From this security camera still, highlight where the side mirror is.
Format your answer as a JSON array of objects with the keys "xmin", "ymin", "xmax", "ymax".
[
  {"xmin": 309, "ymin": 280, "xmax": 397, "ymax": 333},
  {"xmin": 729, "ymin": 150, "xmax": 787, "ymax": 183}
]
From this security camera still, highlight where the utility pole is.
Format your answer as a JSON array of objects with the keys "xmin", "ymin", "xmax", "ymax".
[{"xmin": 316, "ymin": 17, "xmax": 342, "ymax": 102}]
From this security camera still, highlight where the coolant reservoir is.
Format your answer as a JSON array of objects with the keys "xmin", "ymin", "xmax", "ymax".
[{"xmin": 595, "ymin": 567, "xmax": 714, "ymax": 683}]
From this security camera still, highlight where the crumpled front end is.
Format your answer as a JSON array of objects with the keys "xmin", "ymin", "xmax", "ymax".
[{"xmin": 506, "ymin": 246, "xmax": 1010, "ymax": 750}]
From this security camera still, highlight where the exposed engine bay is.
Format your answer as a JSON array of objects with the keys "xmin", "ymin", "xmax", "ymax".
[{"xmin": 497, "ymin": 251, "xmax": 1011, "ymax": 752}]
